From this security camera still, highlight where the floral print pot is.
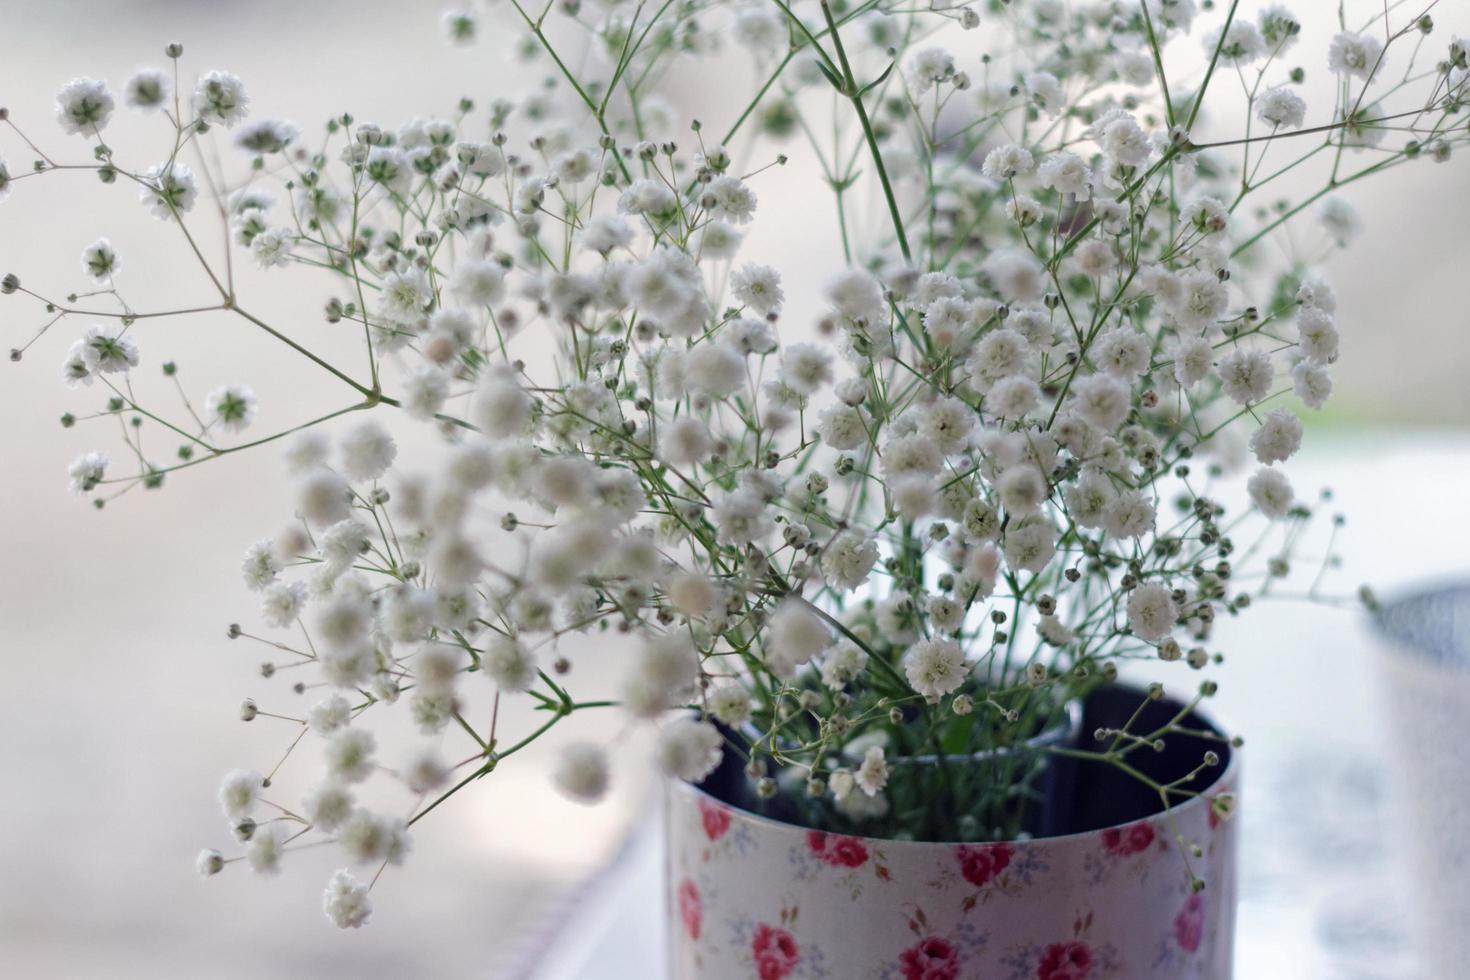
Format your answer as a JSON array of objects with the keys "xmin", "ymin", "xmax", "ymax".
[{"xmin": 666, "ymin": 686, "xmax": 1238, "ymax": 979}]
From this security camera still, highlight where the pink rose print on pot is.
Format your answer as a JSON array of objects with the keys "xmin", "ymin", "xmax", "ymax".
[
  {"xmin": 677, "ymin": 878, "xmax": 701, "ymax": 941},
  {"xmin": 698, "ymin": 798, "xmax": 731, "ymax": 841},
  {"xmin": 752, "ymin": 923, "xmax": 799, "ymax": 980},
  {"xmin": 954, "ymin": 841, "xmax": 1014, "ymax": 888},
  {"xmin": 1101, "ymin": 820, "xmax": 1155, "ymax": 857},
  {"xmin": 899, "ymin": 935, "xmax": 960, "ymax": 980},
  {"xmin": 1173, "ymin": 892, "xmax": 1205, "ymax": 953},
  {"xmin": 807, "ymin": 830, "xmax": 870, "ymax": 868},
  {"xmin": 1037, "ymin": 940, "xmax": 1094, "ymax": 980}
]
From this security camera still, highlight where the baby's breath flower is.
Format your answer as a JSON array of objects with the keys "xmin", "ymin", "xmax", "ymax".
[
  {"xmin": 655, "ymin": 717, "xmax": 723, "ymax": 782},
  {"xmin": 553, "ymin": 743, "xmax": 611, "ymax": 803},
  {"xmin": 81, "ymin": 238, "xmax": 119, "ymax": 281},
  {"xmin": 124, "ymin": 69, "xmax": 170, "ymax": 110},
  {"xmin": 205, "ymin": 384, "xmax": 258, "ymax": 433},
  {"xmin": 55, "ymin": 77, "xmax": 115, "ymax": 135},
  {"xmin": 192, "ymin": 70, "xmax": 250, "ymax": 127}
]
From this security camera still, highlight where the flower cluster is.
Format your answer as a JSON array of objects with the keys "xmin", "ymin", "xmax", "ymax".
[{"xmin": 6, "ymin": 1, "xmax": 1468, "ymax": 927}]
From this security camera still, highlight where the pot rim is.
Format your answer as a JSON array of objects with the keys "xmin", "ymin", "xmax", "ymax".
[{"xmin": 677, "ymin": 694, "xmax": 1240, "ymax": 850}]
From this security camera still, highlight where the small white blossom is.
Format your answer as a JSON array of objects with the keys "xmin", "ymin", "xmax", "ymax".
[
  {"xmin": 1247, "ymin": 467, "xmax": 1294, "ymax": 518},
  {"xmin": 903, "ymin": 638, "xmax": 967, "ymax": 700},
  {"xmin": 56, "ymin": 77, "xmax": 115, "ymax": 135},
  {"xmin": 655, "ymin": 718, "xmax": 723, "ymax": 782},
  {"xmin": 554, "ymin": 743, "xmax": 611, "ymax": 803},
  {"xmin": 1127, "ymin": 582, "xmax": 1178, "ymax": 641}
]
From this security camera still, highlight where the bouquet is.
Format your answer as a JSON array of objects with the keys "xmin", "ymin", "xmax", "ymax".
[{"xmin": 6, "ymin": 0, "xmax": 1466, "ymax": 929}]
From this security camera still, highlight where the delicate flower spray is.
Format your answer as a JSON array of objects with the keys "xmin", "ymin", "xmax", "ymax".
[{"xmin": 4, "ymin": 2, "xmax": 1467, "ymax": 929}]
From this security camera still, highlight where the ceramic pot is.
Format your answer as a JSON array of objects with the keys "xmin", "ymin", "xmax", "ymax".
[{"xmin": 666, "ymin": 685, "xmax": 1238, "ymax": 979}]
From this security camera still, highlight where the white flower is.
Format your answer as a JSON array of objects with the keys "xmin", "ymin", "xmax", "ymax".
[
  {"xmin": 707, "ymin": 685, "xmax": 752, "ymax": 727},
  {"xmin": 1126, "ymin": 582, "xmax": 1178, "ymax": 641},
  {"xmin": 619, "ymin": 178, "xmax": 677, "ymax": 215},
  {"xmin": 324, "ymin": 728, "xmax": 377, "ymax": 784},
  {"xmin": 296, "ymin": 468, "xmax": 352, "ymax": 527},
  {"xmin": 1037, "ymin": 151, "xmax": 1092, "ymax": 200},
  {"xmin": 908, "ymin": 47, "xmax": 956, "ymax": 93},
  {"xmin": 855, "ymin": 745, "xmax": 889, "ymax": 797},
  {"xmin": 822, "ymin": 531, "xmax": 879, "ymax": 591},
  {"xmin": 1103, "ymin": 491, "xmax": 1156, "ymax": 539},
  {"xmin": 1247, "ymin": 467, "xmax": 1294, "ymax": 518},
  {"xmin": 1070, "ymin": 373, "xmax": 1131, "ymax": 431},
  {"xmin": 622, "ymin": 633, "xmax": 698, "ymax": 718},
  {"xmin": 903, "ymin": 638, "xmax": 967, "ymax": 700},
  {"xmin": 1098, "ymin": 113, "xmax": 1151, "ymax": 167},
  {"xmin": 235, "ymin": 119, "xmax": 299, "ymax": 155},
  {"xmin": 377, "ymin": 268, "xmax": 432, "ymax": 325},
  {"xmin": 780, "ymin": 343, "xmax": 833, "ymax": 396},
  {"xmin": 983, "ymin": 250, "xmax": 1045, "ymax": 304},
  {"xmin": 820, "ymin": 641, "xmax": 869, "ymax": 689},
  {"xmin": 402, "ymin": 366, "xmax": 450, "ymax": 420},
  {"xmin": 55, "ymin": 77, "xmax": 114, "ymax": 134},
  {"xmin": 1024, "ymin": 71, "xmax": 1064, "ymax": 115},
  {"xmin": 1258, "ymin": 5, "xmax": 1301, "ymax": 54},
  {"xmin": 470, "ymin": 369, "xmax": 532, "ymax": 438},
  {"xmin": 138, "ymin": 162, "xmax": 199, "ymax": 220},
  {"xmin": 322, "ymin": 869, "xmax": 373, "ymax": 929},
  {"xmin": 124, "ymin": 69, "xmax": 170, "ymax": 110},
  {"xmin": 1204, "ymin": 20, "xmax": 1266, "ymax": 65},
  {"xmin": 710, "ymin": 487, "xmax": 773, "ymax": 547},
  {"xmin": 659, "ymin": 416, "xmax": 713, "ymax": 466},
  {"xmin": 1168, "ymin": 270, "xmax": 1230, "ymax": 331},
  {"xmin": 484, "ymin": 636, "xmax": 538, "ymax": 693},
  {"xmin": 703, "ymin": 175, "xmax": 757, "ymax": 224},
  {"xmin": 81, "ymin": 238, "xmax": 119, "ymax": 281},
  {"xmin": 206, "ymin": 384, "xmax": 258, "ymax": 433},
  {"xmin": 1249, "ymin": 409, "xmax": 1303, "ymax": 464},
  {"xmin": 1328, "ymin": 32, "xmax": 1384, "ymax": 80},
  {"xmin": 1217, "ymin": 348, "xmax": 1274, "ymax": 404},
  {"xmin": 80, "ymin": 324, "xmax": 138, "ymax": 374},
  {"xmin": 67, "ymin": 451, "xmax": 108, "ymax": 494},
  {"xmin": 1181, "ymin": 196, "xmax": 1229, "ymax": 237},
  {"xmin": 193, "ymin": 71, "xmax": 249, "ymax": 127},
  {"xmin": 655, "ymin": 718, "xmax": 723, "ymax": 782},
  {"xmin": 301, "ymin": 781, "xmax": 352, "ymax": 834},
  {"xmin": 554, "ymin": 743, "xmax": 611, "ymax": 803},
  {"xmin": 219, "ymin": 769, "xmax": 264, "ymax": 820},
  {"xmin": 241, "ymin": 540, "xmax": 280, "ymax": 590},
  {"xmin": 403, "ymin": 748, "xmax": 450, "ymax": 795},
  {"xmin": 246, "ymin": 823, "xmax": 288, "ymax": 875},
  {"xmin": 1317, "ymin": 198, "xmax": 1360, "ymax": 247},
  {"xmin": 981, "ymin": 144, "xmax": 1035, "ymax": 181},
  {"xmin": 338, "ymin": 420, "xmax": 396, "ymax": 482},
  {"xmin": 1003, "ymin": 520, "xmax": 1056, "ymax": 575},
  {"xmin": 1292, "ymin": 361, "xmax": 1333, "ymax": 409},
  {"xmin": 1065, "ymin": 469, "xmax": 1115, "ymax": 529},
  {"xmin": 732, "ymin": 263, "xmax": 784, "ymax": 314},
  {"xmin": 765, "ymin": 600, "xmax": 829, "ymax": 679},
  {"xmin": 1296, "ymin": 307, "xmax": 1339, "ymax": 364},
  {"xmin": 250, "ymin": 228, "xmax": 293, "ymax": 268},
  {"xmin": 1256, "ymin": 87, "xmax": 1306, "ymax": 129},
  {"xmin": 1173, "ymin": 336, "xmax": 1214, "ymax": 387},
  {"xmin": 260, "ymin": 581, "xmax": 307, "ymax": 629},
  {"xmin": 1093, "ymin": 327, "xmax": 1151, "ymax": 379},
  {"xmin": 683, "ymin": 342, "xmax": 746, "ymax": 398}
]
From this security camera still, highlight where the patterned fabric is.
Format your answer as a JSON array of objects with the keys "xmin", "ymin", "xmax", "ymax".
[{"xmin": 666, "ymin": 762, "xmax": 1238, "ymax": 979}]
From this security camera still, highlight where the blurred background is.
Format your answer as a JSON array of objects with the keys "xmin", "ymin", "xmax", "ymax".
[{"xmin": 1, "ymin": 1, "xmax": 1467, "ymax": 977}]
